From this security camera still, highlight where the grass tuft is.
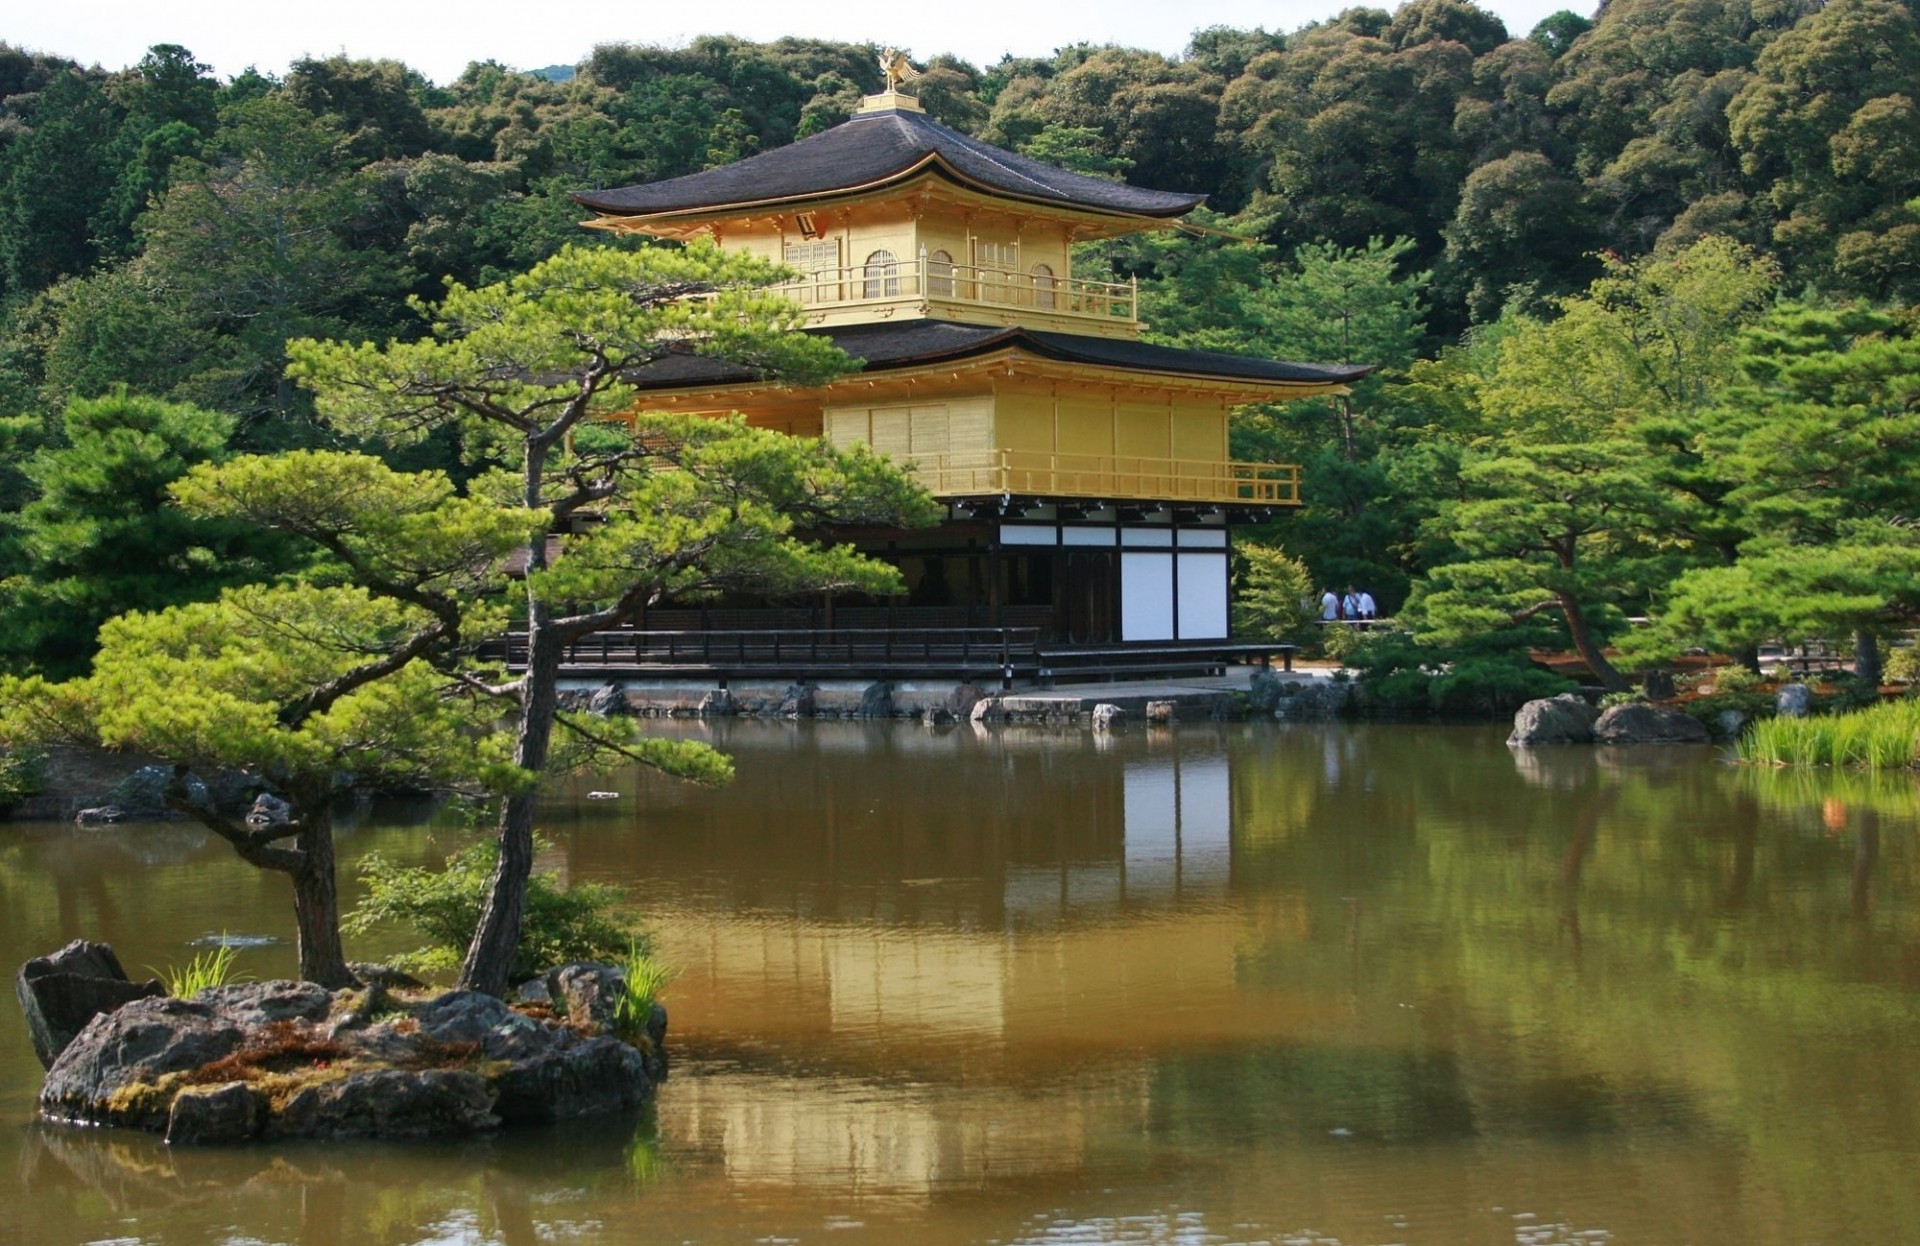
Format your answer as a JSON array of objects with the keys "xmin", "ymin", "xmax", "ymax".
[
  {"xmin": 1737, "ymin": 699, "xmax": 1920, "ymax": 770},
  {"xmin": 152, "ymin": 940, "xmax": 244, "ymax": 997},
  {"xmin": 613, "ymin": 940, "xmax": 676, "ymax": 1043}
]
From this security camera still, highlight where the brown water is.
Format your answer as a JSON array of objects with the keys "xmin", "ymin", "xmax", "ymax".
[{"xmin": 5, "ymin": 721, "xmax": 1920, "ymax": 1245}]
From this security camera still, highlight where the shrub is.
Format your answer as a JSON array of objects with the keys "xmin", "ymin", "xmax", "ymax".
[
  {"xmin": 1711, "ymin": 664, "xmax": 1761, "ymax": 693},
  {"xmin": 1344, "ymin": 631, "xmax": 1574, "ymax": 717},
  {"xmin": 347, "ymin": 838, "xmax": 641, "ymax": 983},
  {"xmin": 1885, "ymin": 645, "xmax": 1920, "ymax": 684}
]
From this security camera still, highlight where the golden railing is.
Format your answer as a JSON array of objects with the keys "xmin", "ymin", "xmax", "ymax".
[
  {"xmin": 785, "ymin": 254, "xmax": 1137, "ymax": 323},
  {"xmin": 903, "ymin": 449, "xmax": 1301, "ymax": 506}
]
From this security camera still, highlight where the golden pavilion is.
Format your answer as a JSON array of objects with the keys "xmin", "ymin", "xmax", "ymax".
[{"xmin": 570, "ymin": 70, "xmax": 1366, "ymax": 676}]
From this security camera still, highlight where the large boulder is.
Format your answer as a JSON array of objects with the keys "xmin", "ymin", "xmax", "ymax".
[
  {"xmin": 777, "ymin": 682, "xmax": 816, "ymax": 718},
  {"xmin": 1508, "ymin": 695, "xmax": 1600, "ymax": 746},
  {"xmin": 15, "ymin": 940, "xmax": 165, "ymax": 1070},
  {"xmin": 946, "ymin": 682, "xmax": 987, "ymax": 720},
  {"xmin": 697, "ymin": 687, "xmax": 736, "ymax": 717},
  {"xmin": 546, "ymin": 963, "xmax": 625, "ymax": 1034},
  {"xmin": 103, "ymin": 765, "xmax": 208, "ymax": 820},
  {"xmin": 267, "ymin": 1068, "xmax": 497, "ymax": 1141},
  {"xmin": 39, "ymin": 995, "xmax": 247, "ymax": 1128},
  {"xmin": 585, "ymin": 682, "xmax": 630, "ymax": 718},
  {"xmin": 1091, "ymin": 704, "xmax": 1126, "ymax": 732},
  {"xmin": 1271, "ymin": 681, "xmax": 1349, "ymax": 721},
  {"xmin": 856, "ymin": 681, "xmax": 894, "ymax": 720},
  {"xmin": 1144, "ymin": 700, "xmax": 1177, "ymax": 725},
  {"xmin": 490, "ymin": 1035, "xmax": 651, "ymax": 1124},
  {"xmin": 1776, "ymin": 682, "xmax": 1814, "ymax": 718},
  {"xmin": 1593, "ymin": 703, "xmax": 1711, "ymax": 744}
]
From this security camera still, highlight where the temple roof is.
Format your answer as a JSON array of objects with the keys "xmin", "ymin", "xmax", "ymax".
[
  {"xmin": 623, "ymin": 320, "xmax": 1374, "ymax": 392},
  {"xmin": 574, "ymin": 106, "xmax": 1206, "ymax": 221}
]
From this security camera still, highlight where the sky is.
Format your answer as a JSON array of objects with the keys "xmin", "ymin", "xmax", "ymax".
[{"xmin": 8, "ymin": 1, "xmax": 1582, "ymax": 84}]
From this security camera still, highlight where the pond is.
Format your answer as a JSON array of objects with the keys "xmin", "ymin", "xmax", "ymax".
[{"xmin": 4, "ymin": 721, "xmax": 1919, "ymax": 1245}]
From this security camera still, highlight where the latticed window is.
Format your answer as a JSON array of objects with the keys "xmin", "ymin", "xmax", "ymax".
[
  {"xmin": 863, "ymin": 249, "xmax": 900, "ymax": 298},
  {"xmin": 1031, "ymin": 263, "xmax": 1056, "ymax": 309},
  {"xmin": 927, "ymin": 249, "xmax": 954, "ymax": 296},
  {"xmin": 974, "ymin": 240, "xmax": 1016, "ymax": 274},
  {"xmin": 783, "ymin": 239, "xmax": 840, "ymax": 273}
]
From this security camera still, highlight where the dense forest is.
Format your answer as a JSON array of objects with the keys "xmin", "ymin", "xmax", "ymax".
[{"xmin": 3, "ymin": 0, "xmax": 1920, "ymax": 711}]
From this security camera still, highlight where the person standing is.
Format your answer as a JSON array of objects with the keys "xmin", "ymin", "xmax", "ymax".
[
  {"xmin": 1357, "ymin": 588, "xmax": 1377, "ymax": 621},
  {"xmin": 1321, "ymin": 587, "xmax": 1339, "ymax": 621},
  {"xmin": 1341, "ymin": 586, "xmax": 1360, "ymax": 620}
]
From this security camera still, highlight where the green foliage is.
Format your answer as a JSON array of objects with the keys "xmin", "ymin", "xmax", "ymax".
[
  {"xmin": 1344, "ymin": 629, "xmax": 1575, "ymax": 717},
  {"xmin": 0, "ymin": 392, "xmax": 294, "ymax": 677},
  {"xmin": 1739, "ymin": 699, "xmax": 1920, "ymax": 770},
  {"xmin": 152, "ymin": 941, "xmax": 243, "ymax": 997},
  {"xmin": 1231, "ymin": 543, "xmax": 1316, "ymax": 646},
  {"xmin": 346, "ymin": 838, "xmax": 640, "ymax": 982},
  {"xmin": 1885, "ymin": 645, "xmax": 1920, "ymax": 684},
  {"xmin": 1710, "ymin": 663, "xmax": 1762, "ymax": 693},
  {"xmin": 0, "ymin": 744, "xmax": 44, "ymax": 809}
]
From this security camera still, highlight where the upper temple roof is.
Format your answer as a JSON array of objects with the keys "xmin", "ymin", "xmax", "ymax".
[{"xmin": 573, "ymin": 105, "xmax": 1207, "ymax": 221}]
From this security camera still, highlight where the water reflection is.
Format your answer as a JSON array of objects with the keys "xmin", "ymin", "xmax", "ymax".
[{"xmin": 5, "ymin": 723, "xmax": 1920, "ymax": 1244}]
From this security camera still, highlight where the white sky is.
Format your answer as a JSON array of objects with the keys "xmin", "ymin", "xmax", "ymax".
[{"xmin": 8, "ymin": 1, "xmax": 1582, "ymax": 85}]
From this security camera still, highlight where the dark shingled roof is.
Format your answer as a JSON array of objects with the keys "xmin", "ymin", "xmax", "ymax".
[
  {"xmin": 624, "ymin": 320, "xmax": 1374, "ymax": 392},
  {"xmin": 575, "ymin": 106, "xmax": 1205, "ymax": 220}
]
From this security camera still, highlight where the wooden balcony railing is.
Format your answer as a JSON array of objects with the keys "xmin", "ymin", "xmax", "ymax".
[
  {"xmin": 904, "ymin": 449, "xmax": 1301, "ymax": 506},
  {"xmin": 784, "ymin": 253, "xmax": 1137, "ymax": 324}
]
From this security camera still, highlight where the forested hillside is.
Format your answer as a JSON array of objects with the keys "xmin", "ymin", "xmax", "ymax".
[{"xmin": 3, "ymin": 0, "xmax": 1919, "ymax": 705}]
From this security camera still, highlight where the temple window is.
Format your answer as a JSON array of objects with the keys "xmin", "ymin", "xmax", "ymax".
[
  {"xmin": 1032, "ymin": 263, "xmax": 1056, "ymax": 309},
  {"xmin": 927, "ymin": 249, "xmax": 954, "ymax": 296},
  {"xmin": 863, "ymin": 249, "xmax": 900, "ymax": 298},
  {"xmin": 975, "ymin": 240, "xmax": 1016, "ymax": 274},
  {"xmin": 784, "ymin": 239, "xmax": 840, "ymax": 273}
]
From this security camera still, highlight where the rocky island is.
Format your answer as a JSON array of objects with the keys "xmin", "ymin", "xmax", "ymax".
[{"xmin": 18, "ymin": 941, "xmax": 665, "ymax": 1145}]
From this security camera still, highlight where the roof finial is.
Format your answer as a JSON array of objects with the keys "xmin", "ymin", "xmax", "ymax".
[{"xmin": 878, "ymin": 48, "xmax": 923, "ymax": 94}]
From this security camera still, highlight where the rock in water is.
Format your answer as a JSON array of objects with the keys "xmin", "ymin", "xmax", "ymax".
[
  {"xmin": 1091, "ymin": 704, "xmax": 1126, "ymax": 732},
  {"xmin": 1508, "ymin": 696, "xmax": 1599, "ymax": 746},
  {"xmin": 15, "ymin": 940, "xmax": 165, "ymax": 1070},
  {"xmin": 856, "ymin": 681, "xmax": 895, "ymax": 719},
  {"xmin": 104, "ymin": 765, "xmax": 208, "ymax": 819},
  {"xmin": 39, "ymin": 996, "xmax": 247, "ymax": 1129},
  {"xmin": 1145, "ymin": 700, "xmax": 1177, "ymax": 725},
  {"xmin": 777, "ymin": 682, "xmax": 816, "ymax": 718},
  {"xmin": 585, "ymin": 682, "xmax": 630, "ymax": 717},
  {"xmin": 1593, "ymin": 703, "xmax": 1711, "ymax": 744},
  {"xmin": 947, "ymin": 682, "xmax": 986, "ymax": 720}
]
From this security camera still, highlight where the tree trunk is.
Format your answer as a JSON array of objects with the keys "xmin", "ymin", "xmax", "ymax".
[
  {"xmin": 1558, "ymin": 591, "xmax": 1628, "ymax": 692},
  {"xmin": 288, "ymin": 794, "xmax": 354, "ymax": 988},
  {"xmin": 1854, "ymin": 628, "xmax": 1883, "ymax": 690},
  {"xmin": 459, "ymin": 611, "xmax": 564, "ymax": 996}
]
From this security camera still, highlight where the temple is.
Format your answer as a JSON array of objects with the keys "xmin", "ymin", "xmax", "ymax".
[{"xmin": 567, "ymin": 73, "xmax": 1369, "ymax": 683}]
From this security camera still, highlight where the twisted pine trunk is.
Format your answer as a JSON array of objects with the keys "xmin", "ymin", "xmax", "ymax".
[
  {"xmin": 289, "ymin": 802, "xmax": 353, "ymax": 989},
  {"xmin": 459, "ymin": 609, "xmax": 563, "ymax": 996}
]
